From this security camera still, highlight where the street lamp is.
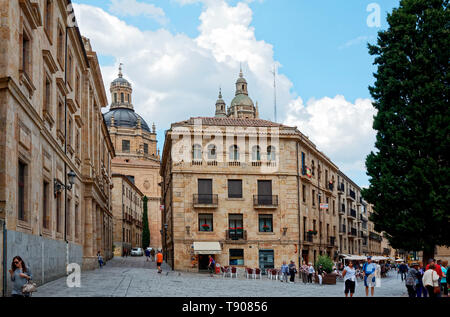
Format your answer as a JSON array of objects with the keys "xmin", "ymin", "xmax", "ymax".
[{"xmin": 54, "ymin": 170, "xmax": 76, "ymax": 195}]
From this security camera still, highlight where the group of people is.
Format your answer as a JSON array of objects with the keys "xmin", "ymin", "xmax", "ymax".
[
  {"xmin": 299, "ymin": 262, "xmax": 328, "ymax": 285},
  {"xmin": 342, "ymin": 256, "xmax": 381, "ymax": 297},
  {"xmin": 404, "ymin": 259, "xmax": 448, "ymax": 298},
  {"xmin": 144, "ymin": 248, "xmax": 156, "ymax": 262},
  {"xmin": 280, "ymin": 260, "xmax": 298, "ymax": 283}
]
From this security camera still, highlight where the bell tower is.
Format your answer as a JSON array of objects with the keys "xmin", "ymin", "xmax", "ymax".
[{"xmin": 110, "ymin": 63, "xmax": 133, "ymax": 110}]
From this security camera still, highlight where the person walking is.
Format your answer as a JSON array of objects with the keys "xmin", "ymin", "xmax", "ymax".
[
  {"xmin": 97, "ymin": 251, "xmax": 104, "ymax": 268},
  {"xmin": 145, "ymin": 248, "xmax": 150, "ymax": 262},
  {"xmin": 363, "ymin": 256, "xmax": 376, "ymax": 297},
  {"xmin": 342, "ymin": 261, "xmax": 356, "ymax": 297},
  {"xmin": 405, "ymin": 263, "xmax": 419, "ymax": 298},
  {"xmin": 9, "ymin": 256, "xmax": 32, "ymax": 297},
  {"xmin": 423, "ymin": 263, "xmax": 440, "ymax": 297},
  {"xmin": 399, "ymin": 262, "xmax": 408, "ymax": 281},
  {"xmin": 150, "ymin": 248, "xmax": 155, "ymax": 262},
  {"xmin": 281, "ymin": 261, "xmax": 289, "ymax": 283},
  {"xmin": 440, "ymin": 260, "xmax": 448, "ymax": 297},
  {"xmin": 416, "ymin": 262, "xmax": 428, "ymax": 297},
  {"xmin": 307, "ymin": 262, "xmax": 315, "ymax": 283},
  {"xmin": 317, "ymin": 265, "xmax": 325, "ymax": 285},
  {"xmin": 207, "ymin": 255, "xmax": 215, "ymax": 277},
  {"xmin": 156, "ymin": 250, "xmax": 163, "ymax": 274},
  {"xmin": 288, "ymin": 260, "xmax": 297, "ymax": 283},
  {"xmin": 300, "ymin": 261, "xmax": 308, "ymax": 284}
]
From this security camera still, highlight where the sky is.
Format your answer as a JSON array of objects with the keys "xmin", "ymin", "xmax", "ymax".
[{"xmin": 72, "ymin": 0, "xmax": 400, "ymax": 187}]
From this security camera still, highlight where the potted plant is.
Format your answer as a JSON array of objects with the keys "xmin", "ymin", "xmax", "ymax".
[
  {"xmin": 262, "ymin": 225, "xmax": 270, "ymax": 232},
  {"xmin": 307, "ymin": 229, "xmax": 318, "ymax": 235},
  {"xmin": 201, "ymin": 224, "xmax": 210, "ymax": 231},
  {"xmin": 315, "ymin": 255, "xmax": 336, "ymax": 285}
]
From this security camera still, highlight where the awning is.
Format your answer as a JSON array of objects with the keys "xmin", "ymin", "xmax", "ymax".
[{"xmin": 193, "ymin": 242, "xmax": 222, "ymax": 255}]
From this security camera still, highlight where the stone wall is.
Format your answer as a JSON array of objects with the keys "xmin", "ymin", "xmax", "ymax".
[{"xmin": 5, "ymin": 230, "xmax": 83, "ymax": 295}]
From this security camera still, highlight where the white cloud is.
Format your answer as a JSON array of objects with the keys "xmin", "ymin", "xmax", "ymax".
[
  {"xmin": 109, "ymin": 0, "xmax": 168, "ymax": 25},
  {"xmin": 285, "ymin": 95, "xmax": 377, "ymax": 178},
  {"xmin": 73, "ymin": 1, "xmax": 376, "ymax": 184},
  {"xmin": 338, "ymin": 35, "xmax": 376, "ymax": 50}
]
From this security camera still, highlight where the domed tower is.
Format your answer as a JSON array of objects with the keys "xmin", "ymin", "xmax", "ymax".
[
  {"xmin": 228, "ymin": 67, "xmax": 258, "ymax": 119},
  {"xmin": 214, "ymin": 88, "xmax": 227, "ymax": 118},
  {"xmin": 110, "ymin": 63, "xmax": 133, "ymax": 110},
  {"xmin": 103, "ymin": 64, "xmax": 162, "ymax": 250}
]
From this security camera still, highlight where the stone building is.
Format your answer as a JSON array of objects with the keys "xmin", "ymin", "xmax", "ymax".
[
  {"xmin": 160, "ymin": 71, "xmax": 340, "ymax": 272},
  {"xmin": 336, "ymin": 171, "xmax": 370, "ymax": 257},
  {"xmin": 111, "ymin": 174, "xmax": 144, "ymax": 256},
  {"xmin": 103, "ymin": 66, "xmax": 161, "ymax": 250},
  {"xmin": 366, "ymin": 204, "xmax": 383, "ymax": 256},
  {"xmin": 0, "ymin": 0, "xmax": 114, "ymax": 295}
]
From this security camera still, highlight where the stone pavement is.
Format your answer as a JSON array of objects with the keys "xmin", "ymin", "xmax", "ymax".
[{"xmin": 35, "ymin": 257, "xmax": 408, "ymax": 297}]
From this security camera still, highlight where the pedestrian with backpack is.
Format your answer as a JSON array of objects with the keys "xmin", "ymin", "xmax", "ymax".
[{"xmin": 363, "ymin": 256, "xmax": 376, "ymax": 297}]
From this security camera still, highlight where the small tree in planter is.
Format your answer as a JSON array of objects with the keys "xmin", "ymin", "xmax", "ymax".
[{"xmin": 315, "ymin": 255, "xmax": 336, "ymax": 285}]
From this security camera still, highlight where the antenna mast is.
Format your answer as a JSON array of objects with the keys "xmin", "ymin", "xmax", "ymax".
[{"xmin": 271, "ymin": 64, "xmax": 277, "ymax": 122}]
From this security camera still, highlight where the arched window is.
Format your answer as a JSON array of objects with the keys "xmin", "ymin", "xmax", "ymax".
[
  {"xmin": 114, "ymin": 93, "xmax": 117, "ymax": 103},
  {"xmin": 192, "ymin": 144, "xmax": 202, "ymax": 160},
  {"xmin": 121, "ymin": 93, "xmax": 124, "ymax": 103},
  {"xmin": 267, "ymin": 146, "xmax": 276, "ymax": 161},
  {"xmin": 252, "ymin": 145, "xmax": 261, "ymax": 161},
  {"xmin": 229, "ymin": 145, "xmax": 239, "ymax": 161},
  {"xmin": 207, "ymin": 144, "xmax": 217, "ymax": 160}
]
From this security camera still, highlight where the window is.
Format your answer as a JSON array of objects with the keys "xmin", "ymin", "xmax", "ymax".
[
  {"xmin": 259, "ymin": 214, "xmax": 273, "ymax": 232},
  {"xmin": 198, "ymin": 179, "xmax": 212, "ymax": 204},
  {"xmin": 267, "ymin": 146, "xmax": 276, "ymax": 161},
  {"xmin": 311, "ymin": 160, "xmax": 315, "ymax": 176},
  {"xmin": 121, "ymin": 93, "xmax": 124, "ymax": 103},
  {"xmin": 18, "ymin": 161, "xmax": 27, "ymax": 221},
  {"xmin": 229, "ymin": 249, "xmax": 244, "ymax": 266},
  {"xmin": 312, "ymin": 189, "xmax": 315, "ymax": 206},
  {"xmin": 43, "ymin": 180, "xmax": 50, "ymax": 229},
  {"xmin": 252, "ymin": 146, "xmax": 261, "ymax": 161},
  {"xmin": 44, "ymin": 0, "xmax": 53, "ymax": 38},
  {"xmin": 114, "ymin": 93, "xmax": 117, "ymax": 103},
  {"xmin": 144, "ymin": 143, "xmax": 148, "ymax": 155},
  {"xmin": 43, "ymin": 74, "xmax": 52, "ymax": 117},
  {"xmin": 228, "ymin": 180, "xmax": 242, "ymax": 198},
  {"xmin": 207, "ymin": 144, "xmax": 216, "ymax": 160},
  {"xmin": 56, "ymin": 191, "xmax": 62, "ymax": 233},
  {"xmin": 302, "ymin": 185, "xmax": 306, "ymax": 203},
  {"xmin": 75, "ymin": 204, "xmax": 79, "ymax": 239},
  {"xmin": 21, "ymin": 30, "xmax": 31, "ymax": 77},
  {"xmin": 122, "ymin": 140, "xmax": 130, "ymax": 153},
  {"xmin": 75, "ymin": 71, "xmax": 80, "ymax": 104},
  {"xmin": 57, "ymin": 99, "xmax": 64, "ymax": 133},
  {"xmin": 229, "ymin": 145, "xmax": 239, "ymax": 161},
  {"xmin": 68, "ymin": 116, "xmax": 73, "ymax": 146},
  {"xmin": 301, "ymin": 152, "xmax": 306, "ymax": 174},
  {"xmin": 57, "ymin": 25, "xmax": 64, "ymax": 67},
  {"xmin": 66, "ymin": 198, "xmax": 71, "ymax": 237},
  {"xmin": 257, "ymin": 180, "xmax": 273, "ymax": 205},
  {"xmin": 198, "ymin": 214, "xmax": 213, "ymax": 232},
  {"xmin": 75, "ymin": 129, "xmax": 80, "ymax": 157},
  {"xmin": 192, "ymin": 144, "xmax": 202, "ymax": 160},
  {"xmin": 127, "ymin": 94, "xmax": 130, "ymax": 103},
  {"xmin": 126, "ymin": 175, "xmax": 135, "ymax": 184},
  {"xmin": 67, "ymin": 52, "xmax": 73, "ymax": 86}
]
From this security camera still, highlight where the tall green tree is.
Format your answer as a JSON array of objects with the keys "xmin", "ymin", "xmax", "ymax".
[
  {"xmin": 363, "ymin": 0, "xmax": 449, "ymax": 264},
  {"xmin": 142, "ymin": 196, "xmax": 150, "ymax": 249}
]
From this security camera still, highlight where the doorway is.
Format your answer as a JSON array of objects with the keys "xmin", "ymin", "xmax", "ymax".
[
  {"xmin": 259, "ymin": 250, "xmax": 274, "ymax": 272},
  {"xmin": 198, "ymin": 254, "xmax": 214, "ymax": 272}
]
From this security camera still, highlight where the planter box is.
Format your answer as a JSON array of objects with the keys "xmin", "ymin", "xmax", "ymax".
[{"xmin": 323, "ymin": 272, "xmax": 337, "ymax": 285}]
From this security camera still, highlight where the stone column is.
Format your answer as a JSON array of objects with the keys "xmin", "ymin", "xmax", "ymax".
[{"xmin": 82, "ymin": 198, "xmax": 94, "ymax": 269}]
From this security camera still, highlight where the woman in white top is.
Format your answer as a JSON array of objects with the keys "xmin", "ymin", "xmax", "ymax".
[
  {"xmin": 342, "ymin": 261, "xmax": 357, "ymax": 297},
  {"xmin": 423, "ymin": 263, "xmax": 440, "ymax": 297}
]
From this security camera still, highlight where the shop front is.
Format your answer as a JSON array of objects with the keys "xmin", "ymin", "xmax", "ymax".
[{"xmin": 193, "ymin": 242, "xmax": 222, "ymax": 272}]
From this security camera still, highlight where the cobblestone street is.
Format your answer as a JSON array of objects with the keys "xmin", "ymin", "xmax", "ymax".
[{"xmin": 35, "ymin": 257, "xmax": 408, "ymax": 297}]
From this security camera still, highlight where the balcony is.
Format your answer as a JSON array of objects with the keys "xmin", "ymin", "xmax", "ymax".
[
  {"xmin": 339, "ymin": 204, "xmax": 345, "ymax": 215},
  {"xmin": 226, "ymin": 229, "xmax": 247, "ymax": 242},
  {"xmin": 253, "ymin": 195, "xmax": 278, "ymax": 209},
  {"xmin": 193, "ymin": 194, "xmax": 218, "ymax": 208},
  {"xmin": 339, "ymin": 224, "xmax": 346, "ymax": 235},
  {"xmin": 304, "ymin": 234, "xmax": 314, "ymax": 243},
  {"xmin": 348, "ymin": 189, "xmax": 356, "ymax": 200},
  {"xmin": 337, "ymin": 183, "xmax": 344, "ymax": 193},
  {"xmin": 327, "ymin": 182, "xmax": 334, "ymax": 192},
  {"xmin": 348, "ymin": 228, "xmax": 357, "ymax": 237},
  {"xmin": 328, "ymin": 236, "xmax": 336, "ymax": 247},
  {"xmin": 348, "ymin": 208, "xmax": 357, "ymax": 219},
  {"xmin": 369, "ymin": 231, "xmax": 382, "ymax": 242}
]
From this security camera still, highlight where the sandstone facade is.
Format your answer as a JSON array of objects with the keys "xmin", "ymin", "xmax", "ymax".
[{"xmin": 0, "ymin": 0, "xmax": 114, "ymax": 294}]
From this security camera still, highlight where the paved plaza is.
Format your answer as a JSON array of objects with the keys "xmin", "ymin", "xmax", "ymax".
[{"xmin": 35, "ymin": 257, "xmax": 408, "ymax": 297}]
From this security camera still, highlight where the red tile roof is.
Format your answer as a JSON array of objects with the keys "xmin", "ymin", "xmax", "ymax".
[{"xmin": 172, "ymin": 117, "xmax": 292, "ymax": 128}]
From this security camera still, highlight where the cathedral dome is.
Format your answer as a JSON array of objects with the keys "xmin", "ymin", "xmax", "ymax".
[
  {"xmin": 230, "ymin": 94, "xmax": 254, "ymax": 108},
  {"xmin": 103, "ymin": 108, "xmax": 150, "ymax": 132}
]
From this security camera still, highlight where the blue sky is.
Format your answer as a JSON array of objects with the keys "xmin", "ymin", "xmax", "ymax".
[{"xmin": 73, "ymin": 0, "xmax": 400, "ymax": 187}]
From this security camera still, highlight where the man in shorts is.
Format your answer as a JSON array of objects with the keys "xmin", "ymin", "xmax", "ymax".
[
  {"xmin": 363, "ymin": 256, "xmax": 376, "ymax": 296},
  {"xmin": 156, "ymin": 250, "xmax": 163, "ymax": 274}
]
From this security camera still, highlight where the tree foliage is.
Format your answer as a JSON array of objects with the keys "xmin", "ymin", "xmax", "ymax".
[
  {"xmin": 363, "ymin": 0, "xmax": 449, "ymax": 261},
  {"xmin": 142, "ymin": 196, "xmax": 150, "ymax": 249}
]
